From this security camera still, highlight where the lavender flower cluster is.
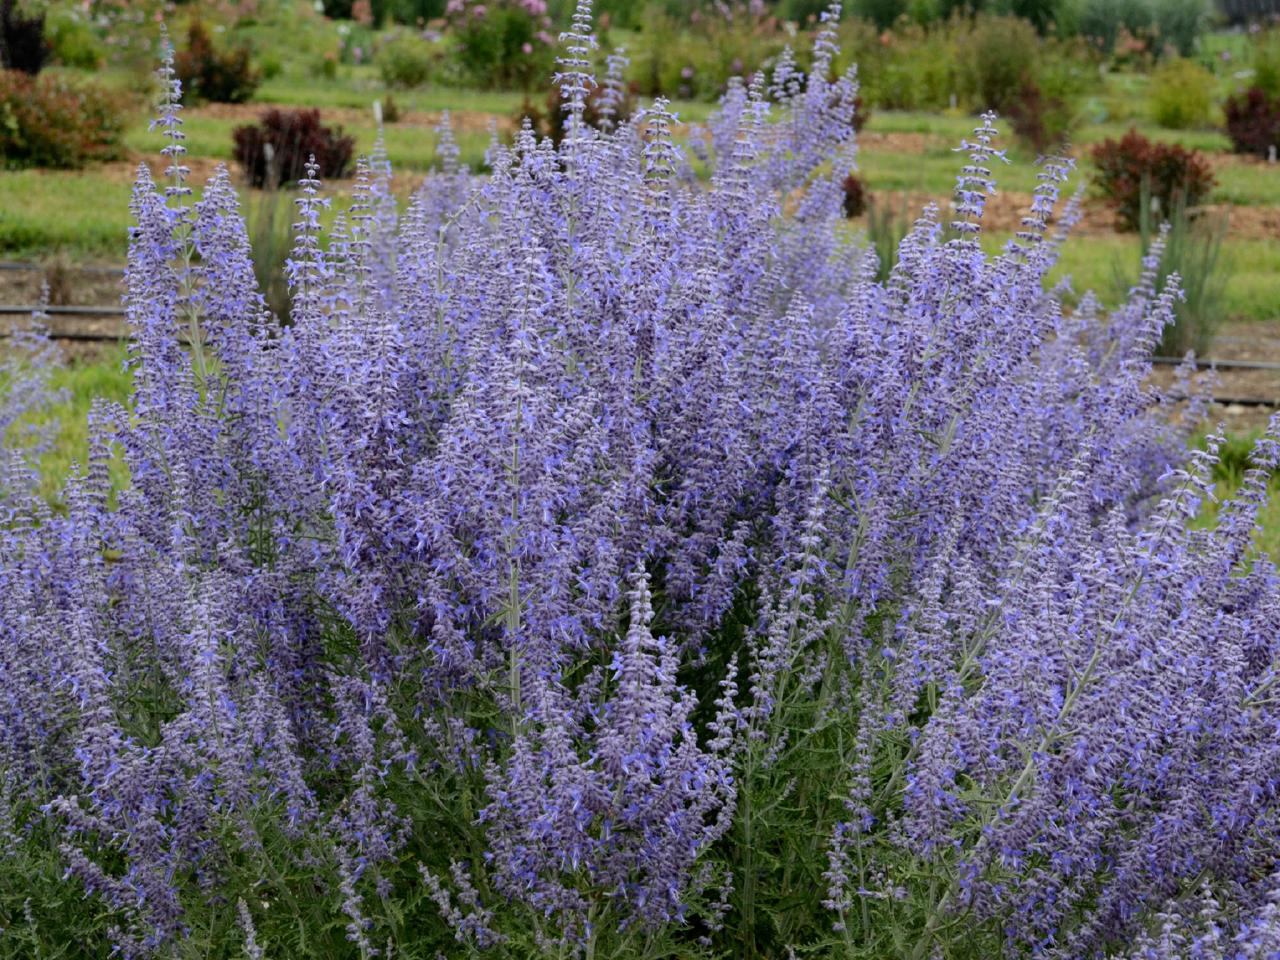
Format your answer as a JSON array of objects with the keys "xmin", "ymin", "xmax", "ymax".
[{"xmin": 2, "ymin": 3, "xmax": 1278, "ymax": 957}]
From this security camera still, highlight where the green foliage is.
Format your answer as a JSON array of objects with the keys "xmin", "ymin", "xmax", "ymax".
[
  {"xmin": 854, "ymin": 0, "xmax": 908, "ymax": 30},
  {"xmin": 831, "ymin": 14, "xmax": 1091, "ymax": 145},
  {"xmin": 1124, "ymin": 182, "xmax": 1231, "ymax": 355},
  {"xmin": 376, "ymin": 32, "xmax": 449, "ymax": 88},
  {"xmin": 1001, "ymin": 0, "xmax": 1065, "ymax": 34},
  {"xmin": 954, "ymin": 14, "xmax": 1038, "ymax": 113},
  {"xmin": 1149, "ymin": 56, "xmax": 1214, "ymax": 128},
  {"xmin": 258, "ymin": 50, "xmax": 283, "ymax": 79},
  {"xmin": 0, "ymin": 69, "xmax": 126, "ymax": 169},
  {"xmin": 836, "ymin": 19, "xmax": 956, "ymax": 111},
  {"xmin": 1252, "ymin": 27, "xmax": 1280, "ymax": 101},
  {"xmin": 448, "ymin": 0, "xmax": 557, "ymax": 92},
  {"xmin": 1073, "ymin": 0, "xmax": 1153, "ymax": 54},
  {"xmin": 628, "ymin": 4, "xmax": 791, "ymax": 100},
  {"xmin": 1015, "ymin": 48, "xmax": 1091, "ymax": 147},
  {"xmin": 380, "ymin": 0, "xmax": 448, "ymax": 22},
  {"xmin": 45, "ymin": 10, "xmax": 105, "ymax": 69},
  {"xmin": 866, "ymin": 193, "xmax": 913, "ymax": 283},
  {"xmin": 1068, "ymin": 0, "xmax": 1207, "ymax": 57},
  {"xmin": 1150, "ymin": 0, "xmax": 1208, "ymax": 58},
  {"xmin": 778, "ymin": 0, "xmax": 841, "ymax": 23},
  {"xmin": 245, "ymin": 187, "xmax": 295, "ymax": 324}
]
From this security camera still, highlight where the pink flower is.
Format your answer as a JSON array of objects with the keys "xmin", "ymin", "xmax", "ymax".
[{"xmin": 522, "ymin": 42, "xmax": 533, "ymax": 55}]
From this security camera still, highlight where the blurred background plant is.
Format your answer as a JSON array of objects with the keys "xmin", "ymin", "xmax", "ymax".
[
  {"xmin": 445, "ymin": 0, "xmax": 557, "ymax": 90},
  {"xmin": 0, "ymin": 0, "xmax": 48, "ymax": 73},
  {"xmin": 0, "ymin": 69, "xmax": 125, "ymax": 168},
  {"xmin": 1149, "ymin": 55, "xmax": 1214, "ymax": 128},
  {"xmin": 377, "ymin": 29, "xmax": 454, "ymax": 87},
  {"xmin": 232, "ymin": 107, "xmax": 356, "ymax": 186},
  {"xmin": 244, "ymin": 183, "xmax": 296, "ymax": 324},
  {"xmin": 1091, "ymin": 128, "xmax": 1215, "ymax": 230},
  {"xmin": 1117, "ymin": 178, "xmax": 1232, "ymax": 355},
  {"xmin": 864, "ymin": 191, "xmax": 913, "ymax": 282},
  {"xmin": 173, "ymin": 18, "xmax": 260, "ymax": 103}
]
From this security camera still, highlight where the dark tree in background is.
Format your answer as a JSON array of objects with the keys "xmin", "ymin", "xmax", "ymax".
[{"xmin": 0, "ymin": 0, "xmax": 49, "ymax": 75}]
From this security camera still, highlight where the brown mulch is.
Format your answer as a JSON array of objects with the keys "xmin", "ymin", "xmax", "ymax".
[{"xmin": 189, "ymin": 101, "xmax": 509, "ymax": 134}]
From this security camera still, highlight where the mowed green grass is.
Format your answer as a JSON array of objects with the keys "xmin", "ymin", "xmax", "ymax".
[
  {"xmin": 7, "ymin": 106, "xmax": 1280, "ymax": 312},
  {"xmin": 1047, "ymin": 234, "xmax": 1280, "ymax": 323},
  {"xmin": 3, "ymin": 346, "xmax": 132, "ymax": 503}
]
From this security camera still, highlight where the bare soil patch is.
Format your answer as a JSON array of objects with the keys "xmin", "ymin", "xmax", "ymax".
[{"xmin": 190, "ymin": 102, "xmax": 509, "ymax": 134}]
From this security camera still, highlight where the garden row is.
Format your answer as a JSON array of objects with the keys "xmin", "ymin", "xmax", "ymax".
[{"xmin": 6, "ymin": 0, "xmax": 1280, "ymax": 168}]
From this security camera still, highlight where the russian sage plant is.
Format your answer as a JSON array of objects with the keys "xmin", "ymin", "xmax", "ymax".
[{"xmin": 2, "ymin": 3, "xmax": 1279, "ymax": 958}]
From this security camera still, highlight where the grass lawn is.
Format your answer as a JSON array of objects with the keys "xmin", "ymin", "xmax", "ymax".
[
  {"xmin": 1047, "ymin": 234, "xmax": 1280, "ymax": 323},
  {"xmin": 3, "ymin": 346, "xmax": 131, "ymax": 503}
]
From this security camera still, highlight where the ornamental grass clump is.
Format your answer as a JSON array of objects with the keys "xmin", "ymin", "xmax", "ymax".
[{"xmin": 2, "ymin": 3, "xmax": 1280, "ymax": 958}]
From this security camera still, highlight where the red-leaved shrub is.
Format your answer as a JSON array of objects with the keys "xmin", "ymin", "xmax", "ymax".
[
  {"xmin": 0, "ymin": 69, "xmax": 125, "ymax": 168},
  {"xmin": 1224, "ymin": 86, "xmax": 1280, "ymax": 157},
  {"xmin": 232, "ymin": 108, "xmax": 355, "ymax": 188},
  {"xmin": 842, "ymin": 173, "xmax": 868, "ymax": 218},
  {"xmin": 1090, "ymin": 128, "xmax": 1214, "ymax": 231}
]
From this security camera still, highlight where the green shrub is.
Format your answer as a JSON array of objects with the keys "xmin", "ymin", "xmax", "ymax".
[
  {"xmin": 1253, "ymin": 27, "xmax": 1280, "ymax": 101},
  {"xmin": 1001, "ymin": 0, "xmax": 1066, "ymax": 34},
  {"xmin": 377, "ymin": 33, "xmax": 446, "ymax": 88},
  {"xmin": 1125, "ymin": 185, "xmax": 1231, "ymax": 355},
  {"xmin": 258, "ymin": 51, "xmax": 282, "ymax": 79},
  {"xmin": 854, "ymin": 0, "xmax": 908, "ymax": 29},
  {"xmin": 628, "ymin": 3, "xmax": 791, "ymax": 100},
  {"xmin": 382, "ymin": 0, "xmax": 448, "ymax": 20},
  {"xmin": 950, "ymin": 14, "xmax": 1090, "ymax": 147},
  {"xmin": 1149, "ymin": 56, "xmax": 1213, "ymax": 128},
  {"xmin": 244, "ymin": 186, "xmax": 295, "ymax": 323},
  {"xmin": 865, "ymin": 192, "xmax": 912, "ymax": 283},
  {"xmin": 1150, "ymin": 0, "xmax": 1208, "ymax": 57},
  {"xmin": 0, "ymin": 69, "xmax": 125, "ymax": 168},
  {"xmin": 1074, "ymin": 0, "xmax": 1151, "ymax": 53},
  {"xmin": 779, "ymin": 0, "xmax": 841, "ymax": 22},
  {"xmin": 173, "ymin": 19, "xmax": 259, "ymax": 103},
  {"xmin": 45, "ymin": 11, "xmax": 105, "ymax": 70},
  {"xmin": 310, "ymin": 50, "xmax": 339, "ymax": 79},
  {"xmin": 836, "ymin": 12, "xmax": 1091, "ymax": 122},
  {"xmin": 447, "ymin": 0, "xmax": 557, "ymax": 91},
  {"xmin": 835, "ymin": 19, "xmax": 942, "ymax": 110},
  {"xmin": 954, "ymin": 14, "xmax": 1038, "ymax": 114}
]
